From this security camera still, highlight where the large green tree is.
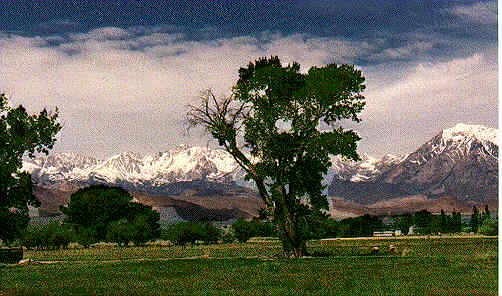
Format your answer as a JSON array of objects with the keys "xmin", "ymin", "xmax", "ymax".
[
  {"xmin": 0, "ymin": 94, "xmax": 61, "ymax": 244},
  {"xmin": 60, "ymin": 185, "xmax": 160, "ymax": 245},
  {"xmin": 187, "ymin": 56, "xmax": 365, "ymax": 257}
]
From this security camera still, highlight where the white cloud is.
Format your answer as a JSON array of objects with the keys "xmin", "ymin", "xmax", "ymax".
[
  {"xmin": 373, "ymin": 41, "xmax": 434, "ymax": 60},
  {"xmin": 0, "ymin": 27, "xmax": 497, "ymax": 158},
  {"xmin": 358, "ymin": 51, "xmax": 498, "ymax": 156},
  {"xmin": 0, "ymin": 29, "xmax": 367, "ymax": 157},
  {"xmin": 73, "ymin": 27, "xmax": 131, "ymax": 41},
  {"xmin": 450, "ymin": 1, "xmax": 497, "ymax": 24},
  {"xmin": 367, "ymin": 53, "xmax": 497, "ymax": 111}
]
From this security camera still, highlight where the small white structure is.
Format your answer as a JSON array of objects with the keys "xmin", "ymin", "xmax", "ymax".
[
  {"xmin": 373, "ymin": 230, "xmax": 402, "ymax": 237},
  {"xmin": 373, "ymin": 231, "xmax": 394, "ymax": 237}
]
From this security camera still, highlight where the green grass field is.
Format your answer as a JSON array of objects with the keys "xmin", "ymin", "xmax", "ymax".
[{"xmin": 0, "ymin": 236, "xmax": 497, "ymax": 295}]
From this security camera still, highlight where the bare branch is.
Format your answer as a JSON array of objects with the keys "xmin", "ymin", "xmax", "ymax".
[{"xmin": 186, "ymin": 89, "xmax": 272, "ymax": 206}]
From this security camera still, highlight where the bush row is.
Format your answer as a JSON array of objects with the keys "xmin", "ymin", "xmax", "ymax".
[
  {"xmin": 21, "ymin": 216, "xmax": 161, "ymax": 250},
  {"xmin": 0, "ymin": 248, "xmax": 24, "ymax": 264},
  {"xmin": 21, "ymin": 223, "xmax": 74, "ymax": 250},
  {"xmin": 231, "ymin": 218, "xmax": 277, "ymax": 243},
  {"xmin": 159, "ymin": 219, "xmax": 279, "ymax": 246},
  {"xmin": 161, "ymin": 222, "xmax": 222, "ymax": 246}
]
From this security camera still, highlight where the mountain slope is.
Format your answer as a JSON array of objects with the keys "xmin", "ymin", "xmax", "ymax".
[{"xmin": 328, "ymin": 124, "xmax": 498, "ymax": 204}]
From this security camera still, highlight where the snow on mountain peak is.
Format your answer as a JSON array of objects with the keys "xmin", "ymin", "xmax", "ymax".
[
  {"xmin": 442, "ymin": 123, "xmax": 498, "ymax": 145},
  {"xmin": 26, "ymin": 146, "xmax": 242, "ymax": 186}
]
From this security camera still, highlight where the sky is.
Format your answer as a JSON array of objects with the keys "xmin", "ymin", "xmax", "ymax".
[{"xmin": 0, "ymin": 0, "xmax": 498, "ymax": 159}]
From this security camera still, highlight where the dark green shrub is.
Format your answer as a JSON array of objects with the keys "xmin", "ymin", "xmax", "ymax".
[
  {"xmin": 232, "ymin": 218, "xmax": 254, "ymax": 243},
  {"xmin": 49, "ymin": 223, "xmax": 74, "ymax": 249},
  {"xmin": 480, "ymin": 219, "xmax": 498, "ymax": 236},
  {"xmin": 0, "ymin": 247, "xmax": 23, "ymax": 264},
  {"xmin": 161, "ymin": 222, "xmax": 221, "ymax": 246},
  {"xmin": 76, "ymin": 227, "xmax": 97, "ymax": 248},
  {"xmin": 21, "ymin": 222, "xmax": 75, "ymax": 250},
  {"xmin": 21, "ymin": 225, "xmax": 41, "ymax": 250},
  {"xmin": 201, "ymin": 222, "xmax": 221, "ymax": 244},
  {"xmin": 164, "ymin": 222, "xmax": 206, "ymax": 247},
  {"xmin": 251, "ymin": 220, "xmax": 277, "ymax": 237},
  {"xmin": 317, "ymin": 218, "xmax": 339, "ymax": 239},
  {"xmin": 221, "ymin": 231, "xmax": 235, "ymax": 243}
]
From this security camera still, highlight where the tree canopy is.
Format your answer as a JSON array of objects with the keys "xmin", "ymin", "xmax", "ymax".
[
  {"xmin": 187, "ymin": 56, "xmax": 366, "ymax": 257},
  {"xmin": 0, "ymin": 93, "xmax": 61, "ymax": 243},
  {"xmin": 60, "ymin": 185, "xmax": 160, "ymax": 245}
]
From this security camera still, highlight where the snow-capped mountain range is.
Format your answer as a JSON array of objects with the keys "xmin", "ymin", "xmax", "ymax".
[
  {"xmin": 328, "ymin": 124, "xmax": 498, "ymax": 204},
  {"xmin": 23, "ymin": 145, "xmax": 248, "ymax": 194},
  {"xmin": 23, "ymin": 124, "xmax": 498, "ymax": 203}
]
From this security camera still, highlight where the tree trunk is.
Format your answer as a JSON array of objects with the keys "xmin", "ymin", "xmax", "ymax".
[{"xmin": 275, "ymin": 205, "xmax": 308, "ymax": 258}]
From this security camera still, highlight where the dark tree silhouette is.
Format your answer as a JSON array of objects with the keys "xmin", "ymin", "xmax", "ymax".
[
  {"xmin": 0, "ymin": 94, "xmax": 61, "ymax": 244},
  {"xmin": 470, "ymin": 206, "xmax": 479, "ymax": 233}
]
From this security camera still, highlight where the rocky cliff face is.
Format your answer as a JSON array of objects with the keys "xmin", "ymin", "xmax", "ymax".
[{"xmin": 328, "ymin": 124, "xmax": 498, "ymax": 204}]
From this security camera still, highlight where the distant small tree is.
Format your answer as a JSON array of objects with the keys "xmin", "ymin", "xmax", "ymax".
[
  {"xmin": 324, "ymin": 218, "xmax": 340, "ymax": 238},
  {"xmin": 394, "ymin": 213, "xmax": 414, "ymax": 235},
  {"xmin": 480, "ymin": 218, "xmax": 497, "ymax": 236},
  {"xmin": 201, "ymin": 222, "xmax": 221, "ymax": 244},
  {"xmin": 484, "ymin": 205, "xmax": 490, "ymax": 217},
  {"xmin": 470, "ymin": 206, "xmax": 479, "ymax": 233},
  {"xmin": 482, "ymin": 205, "xmax": 490, "ymax": 224},
  {"xmin": 339, "ymin": 215, "xmax": 383, "ymax": 237},
  {"xmin": 452, "ymin": 211, "xmax": 462, "ymax": 233},
  {"xmin": 307, "ymin": 214, "xmax": 339, "ymax": 239},
  {"xmin": 440, "ymin": 209, "xmax": 447, "ymax": 233},
  {"xmin": 232, "ymin": 218, "xmax": 255, "ymax": 243},
  {"xmin": 414, "ymin": 210, "xmax": 433, "ymax": 234}
]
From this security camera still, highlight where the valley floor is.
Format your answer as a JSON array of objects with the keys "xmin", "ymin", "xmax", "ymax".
[{"xmin": 0, "ymin": 237, "xmax": 497, "ymax": 295}]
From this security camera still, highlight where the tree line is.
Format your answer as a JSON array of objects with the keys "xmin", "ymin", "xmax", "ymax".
[
  {"xmin": 14, "ymin": 203, "xmax": 499, "ymax": 250},
  {"xmin": 393, "ymin": 206, "xmax": 496, "ymax": 236}
]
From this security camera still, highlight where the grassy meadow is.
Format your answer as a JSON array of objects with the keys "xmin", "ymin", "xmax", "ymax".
[{"xmin": 0, "ymin": 236, "xmax": 497, "ymax": 295}]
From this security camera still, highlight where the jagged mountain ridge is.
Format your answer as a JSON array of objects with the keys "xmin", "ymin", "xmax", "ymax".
[
  {"xmin": 23, "ymin": 124, "xmax": 498, "ymax": 205},
  {"xmin": 328, "ymin": 124, "xmax": 498, "ymax": 204},
  {"xmin": 23, "ymin": 145, "xmax": 247, "ymax": 195}
]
